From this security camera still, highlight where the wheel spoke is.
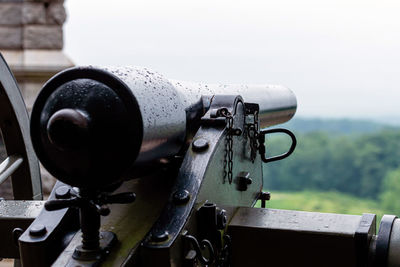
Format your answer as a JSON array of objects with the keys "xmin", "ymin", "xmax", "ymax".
[{"xmin": 0, "ymin": 155, "xmax": 23, "ymax": 185}]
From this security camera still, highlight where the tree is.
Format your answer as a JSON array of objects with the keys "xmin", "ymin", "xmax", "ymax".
[{"xmin": 380, "ymin": 168, "xmax": 400, "ymax": 213}]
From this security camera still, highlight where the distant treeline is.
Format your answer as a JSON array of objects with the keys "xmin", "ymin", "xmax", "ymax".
[
  {"xmin": 281, "ymin": 117, "xmax": 398, "ymax": 135},
  {"xmin": 263, "ymin": 118, "xmax": 400, "ymax": 201}
]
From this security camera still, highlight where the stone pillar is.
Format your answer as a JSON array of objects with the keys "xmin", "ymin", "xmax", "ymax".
[
  {"xmin": 0, "ymin": 0, "xmax": 74, "ymax": 112},
  {"xmin": 0, "ymin": 0, "xmax": 73, "ymax": 197}
]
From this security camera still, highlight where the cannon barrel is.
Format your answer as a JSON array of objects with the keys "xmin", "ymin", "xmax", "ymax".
[{"xmin": 30, "ymin": 66, "xmax": 296, "ymax": 189}]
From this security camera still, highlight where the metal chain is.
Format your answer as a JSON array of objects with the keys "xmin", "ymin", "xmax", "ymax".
[
  {"xmin": 227, "ymin": 115, "xmax": 233, "ymax": 184},
  {"xmin": 221, "ymin": 109, "xmax": 234, "ymax": 184},
  {"xmin": 246, "ymin": 110, "xmax": 259, "ymax": 163}
]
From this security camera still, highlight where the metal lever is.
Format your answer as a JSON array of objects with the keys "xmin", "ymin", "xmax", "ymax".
[
  {"xmin": 258, "ymin": 128, "xmax": 297, "ymax": 163},
  {"xmin": 45, "ymin": 192, "xmax": 136, "ymax": 212},
  {"xmin": 44, "ymin": 188, "xmax": 136, "ymax": 262},
  {"xmin": 100, "ymin": 192, "xmax": 136, "ymax": 204},
  {"xmin": 45, "ymin": 198, "xmax": 81, "ymax": 211}
]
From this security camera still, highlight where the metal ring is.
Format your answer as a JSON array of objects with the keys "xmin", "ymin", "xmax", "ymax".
[
  {"xmin": 259, "ymin": 128, "xmax": 297, "ymax": 163},
  {"xmin": 375, "ymin": 215, "xmax": 397, "ymax": 267}
]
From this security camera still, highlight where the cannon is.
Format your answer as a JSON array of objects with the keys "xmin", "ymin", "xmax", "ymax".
[{"xmin": 0, "ymin": 53, "xmax": 399, "ymax": 267}]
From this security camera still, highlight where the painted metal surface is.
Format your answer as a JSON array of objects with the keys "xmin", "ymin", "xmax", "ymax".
[
  {"xmin": 0, "ymin": 53, "xmax": 42, "ymax": 200},
  {"xmin": 171, "ymin": 80, "xmax": 297, "ymax": 128},
  {"xmin": 100, "ymin": 170, "xmax": 173, "ymax": 266},
  {"xmin": 355, "ymin": 213, "xmax": 376, "ymax": 267},
  {"xmin": 388, "ymin": 219, "xmax": 400, "ymax": 267},
  {"xmin": 376, "ymin": 215, "xmax": 398, "ymax": 267},
  {"xmin": 27, "ymin": 65, "xmax": 300, "ymax": 266},
  {"xmin": 19, "ymin": 182, "xmax": 79, "ymax": 267},
  {"xmin": 229, "ymin": 207, "xmax": 362, "ymax": 267},
  {"xmin": 0, "ymin": 155, "xmax": 23, "ymax": 185},
  {"xmin": 196, "ymin": 98, "xmax": 263, "ymax": 207},
  {"xmin": 139, "ymin": 95, "xmax": 261, "ymax": 266},
  {"xmin": 31, "ymin": 66, "xmax": 296, "ymax": 187},
  {"xmin": 0, "ymin": 200, "xmax": 44, "ymax": 258},
  {"xmin": 101, "ymin": 66, "xmax": 187, "ymax": 165}
]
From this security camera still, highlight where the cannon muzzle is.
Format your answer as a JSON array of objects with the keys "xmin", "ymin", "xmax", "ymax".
[{"xmin": 30, "ymin": 66, "xmax": 296, "ymax": 189}]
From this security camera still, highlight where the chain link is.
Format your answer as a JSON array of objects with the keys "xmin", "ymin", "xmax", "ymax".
[
  {"xmin": 246, "ymin": 110, "xmax": 259, "ymax": 163},
  {"xmin": 227, "ymin": 115, "xmax": 233, "ymax": 184},
  {"xmin": 222, "ymin": 107, "xmax": 259, "ymax": 183},
  {"xmin": 221, "ymin": 109, "xmax": 234, "ymax": 184}
]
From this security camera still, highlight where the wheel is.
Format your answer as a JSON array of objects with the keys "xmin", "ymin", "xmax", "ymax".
[{"xmin": 0, "ymin": 53, "xmax": 42, "ymax": 200}]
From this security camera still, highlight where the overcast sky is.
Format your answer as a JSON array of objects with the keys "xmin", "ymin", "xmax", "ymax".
[{"xmin": 64, "ymin": 0, "xmax": 400, "ymax": 123}]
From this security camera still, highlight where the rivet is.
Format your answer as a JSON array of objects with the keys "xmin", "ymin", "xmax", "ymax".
[
  {"xmin": 152, "ymin": 231, "xmax": 169, "ymax": 242},
  {"xmin": 173, "ymin": 190, "xmax": 190, "ymax": 204},
  {"xmin": 55, "ymin": 186, "xmax": 71, "ymax": 199},
  {"xmin": 192, "ymin": 138, "xmax": 209, "ymax": 152},
  {"xmin": 29, "ymin": 224, "xmax": 47, "ymax": 237}
]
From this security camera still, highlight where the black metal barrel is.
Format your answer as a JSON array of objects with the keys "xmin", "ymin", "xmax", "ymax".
[{"xmin": 30, "ymin": 66, "xmax": 296, "ymax": 189}]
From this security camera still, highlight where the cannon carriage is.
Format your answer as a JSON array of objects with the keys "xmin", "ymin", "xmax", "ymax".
[{"xmin": 0, "ymin": 53, "xmax": 399, "ymax": 267}]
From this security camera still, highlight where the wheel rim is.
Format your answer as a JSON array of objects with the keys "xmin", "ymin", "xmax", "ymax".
[{"xmin": 0, "ymin": 53, "xmax": 42, "ymax": 200}]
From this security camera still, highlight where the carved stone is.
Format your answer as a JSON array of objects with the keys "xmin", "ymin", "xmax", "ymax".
[
  {"xmin": 22, "ymin": 2, "xmax": 46, "ymax": 24},
  {"xmin": 0, "ymin": 0, "xmax": 72, "ymax": 197},
  {"xmin": 0, "ymin": 26, "xmax": 22, "ymax": 49},
  {"xmin": 0, "ymin": 3, "xmax": 22, "ymax": 25},
  {"xmin": 46, "ymin": 2, "xmax": 66, "ymax": 25},
  {"xmin": 23, "ymin": 25, "xmax": 63, "ymax": 49}
]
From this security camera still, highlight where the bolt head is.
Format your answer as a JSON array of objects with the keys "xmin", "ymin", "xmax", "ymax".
[
  {"xmin": 261, "ymin": 192, "xmax": 271, "ymax": 201},
  {"xmin": 152, "ymin": 231, "xmax": 169, "ymax": 242},
  {"xmin": 192, "ymin": 138, "xmax": 209, "ymax": 152},
  {"xmin": 55, "ymin": 186, "xmax": 71, "ymax": 199},
  {"xmin": 29, "ymin": 224, "xmax": 47, "ymax": 237},
  {"xmin": 237, "ymin": 172, "xmax": 252, "ymax": 191},
  {"xmin": 173, "ymin": 189, "xmax": 190, "ymax": 204}
]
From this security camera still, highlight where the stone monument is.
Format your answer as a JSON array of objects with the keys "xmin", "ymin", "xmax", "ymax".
[
  {"xmin": 0, "ymin": 0, "xmax": 73, "ymax": 111},
  {"xmin": 0, "ymin": 0, "xmax": 73, "ymax": 197}
]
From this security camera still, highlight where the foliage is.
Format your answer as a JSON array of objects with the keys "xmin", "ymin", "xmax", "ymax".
[
  {"xmin": 380, "ymin": 168, "xmax": 400, "ymax": 213},
  {"xmin": 281, "ymin": 117, "xmax": 396, "ymax": 135},
  {"xmin": 255, "ymin": 190, "xmax": 388, "ymax": 223},
  {"xmin": 263, "ymin": 129, "xmax": 400, "ymax": 199}
]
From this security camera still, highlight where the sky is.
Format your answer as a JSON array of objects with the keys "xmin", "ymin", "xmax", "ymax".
[{"xmin": 64, "ymin": 0, "xmax": 400, "ymax": 123}]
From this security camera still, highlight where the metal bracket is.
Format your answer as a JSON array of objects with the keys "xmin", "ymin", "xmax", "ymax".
[
  {"xmin": 18, "ymin": 181, "xmax": 79, "ymax": 267},
  {"xmin": 355, "ymin": 213, "xmax": 376, "ymax": 267},
  {"xmin": 183, "ymin": 233, "xmax": 215, "ymax": 265},
  {"xmin": 201, "ymin": 95, "xmax": 244, "ymax": 127},
  {"xmin": 0, "ymin": 200, "xmax": 44, "ymax": 258},
  {"xmin": 258, "ymin": 128, "xmax": 297, "ymax": 163}
]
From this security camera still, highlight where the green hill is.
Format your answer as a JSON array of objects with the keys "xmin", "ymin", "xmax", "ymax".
[
  {"xmin": 277, "ymin": 117, "xmax": 398, "ymax": 135},
  {"xmin": 256, "ymin": 190, "xmax": 390, "ymax": 223}
]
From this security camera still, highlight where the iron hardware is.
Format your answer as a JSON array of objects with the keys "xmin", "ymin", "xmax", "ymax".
[
  {"xmin": 258, "ymin": 191, "xmax": 271, "ymax": 208},
  {"xmin": 244, "ymin": 103, "xmax": 260, "ymax": 163},
  {"xmin": 236, "ymin": 171, "xmax": 252, "ymax": 191},
  {"xmin": 183, "ymin": 234, "xmax": 215, "ymax": 265},
  {"xmin": 258, "ymin": 128, "xmax": 297, "ymax": 163}
]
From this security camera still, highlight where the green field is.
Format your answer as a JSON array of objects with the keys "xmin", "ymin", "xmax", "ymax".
[{"xmin": 255, "ymin": 190, "xmax": 391, "ymax": 223}]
